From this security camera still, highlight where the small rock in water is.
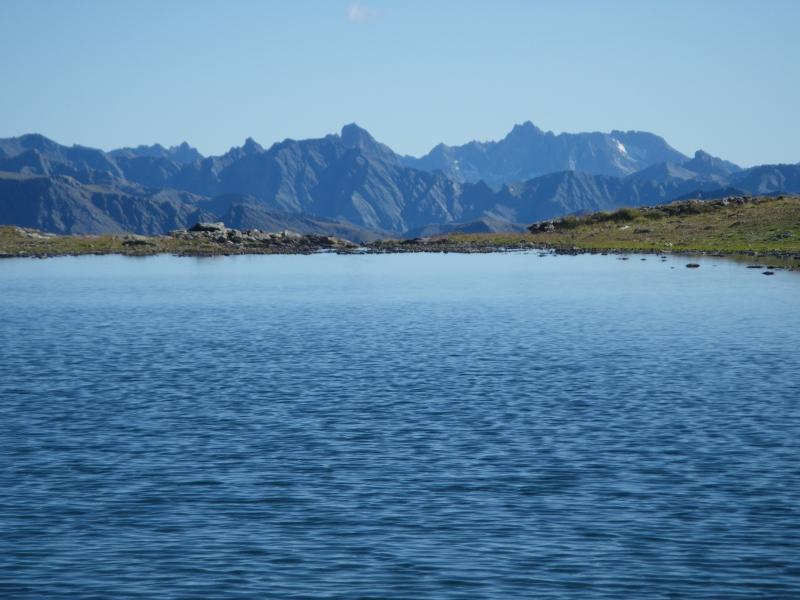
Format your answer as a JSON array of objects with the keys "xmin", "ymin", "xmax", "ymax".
[
  {"xmin": 686, "ymin": 263, "xmax": 700, "ymax": 268},
  {"xmin": 618, "ymin": 256, "xmax": 629, "ymax": 261},
  {"xmin": 746, "ymin": 265, "xmax": 764, "ymax": 269},
  {"xmin": 762, "ymin": 271, "xmax": 775, "ymax": 276}
]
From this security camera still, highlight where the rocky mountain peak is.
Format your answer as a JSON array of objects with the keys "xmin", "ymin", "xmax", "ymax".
[
  {"xmin": 339, "ymin": 123, "xmax": 399, "ymax": 164},
  {"xmin": 242, "ymin": 137, "xmax": 264, "ymax": 154},
  {"xmin": 340, "ymin": 123, "xmax": 375, "ymax": 147},
  {"xmin": 684, "ymin": 149, "xmax": 741, "ymax": 176},
  {"xmin": 693, "ymin": 150, "xmax": 713, "ymax": 162},
  {"xmin": 507, "ymin": 121, "xmax": 544, "ymax": 139}
]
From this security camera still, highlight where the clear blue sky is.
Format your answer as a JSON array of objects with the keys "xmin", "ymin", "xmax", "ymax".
[{"xmin": 1, "ymin": 0, "xmax": 798, "ymax": 166}]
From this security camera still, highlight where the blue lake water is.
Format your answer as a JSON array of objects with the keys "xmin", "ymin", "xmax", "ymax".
[{"xmin": 1, "ymin": 252, "xmax": 799, "ymax": 599}]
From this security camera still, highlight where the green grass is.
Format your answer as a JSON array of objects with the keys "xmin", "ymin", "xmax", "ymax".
[{"xmin": 0, "ymin": 229, "xmax": 134, "ymax": 257}]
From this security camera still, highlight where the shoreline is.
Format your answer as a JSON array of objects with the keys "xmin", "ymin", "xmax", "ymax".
[
  {"xmin": 2, "ymin": 195, "xmax": 799, "ymax": 267},
  {"xmin": 3, "ymin": 235, "xmax": 799, "ymax": 260},
  {"xmin": 2, "ymin": 235, "xmax": 798, "ymax": 271}
]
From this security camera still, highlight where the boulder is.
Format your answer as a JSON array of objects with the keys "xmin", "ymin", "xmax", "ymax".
[{"xmin": 189, "ymin": 222, "xmax": 226, "ymax": 233}]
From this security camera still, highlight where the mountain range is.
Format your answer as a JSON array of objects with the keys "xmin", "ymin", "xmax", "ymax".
[
  {"xmin": 401, "ymin": 121, "xmax": 690, "ymax": 188},
  {"xmin": 0, "ymin": 124, "xmax": 798, "ymax": 239}
]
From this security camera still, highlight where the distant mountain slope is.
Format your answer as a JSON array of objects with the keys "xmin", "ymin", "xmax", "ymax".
[
  {"xmin": 730, "ymin": 164, "xmax": 800, "ymax": 194},
  {"xmin": 0, "ymin": 173, "xmax": 382, "ymax": 240},
  {"xmin": 402, "ymin": 121, "xmax": 688, "ymax": 187},
  {"xmin": 487, "ymin": 170, "xmax": 724, "ymax": 224},
  {"xmin": 629, "ymin": 150, "xmax": 741, "ymax": 185},
  {"xmin": 0, "ymin": 134, "xmax": 123, "ymax": 181},
  {"xmin": 201, "ymin": 194, "xmax": 383, "ymax": 242},
  {"xmin": 0, "ymin": 173, "xmax": 212, "ymax": 235},
  {"xmin": 492, "ymin": 161, "xmax": 800, "ymax": 225}
]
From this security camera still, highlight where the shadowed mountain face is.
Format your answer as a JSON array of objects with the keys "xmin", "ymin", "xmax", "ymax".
[
  {"xmin": 0, "ymin": 125, "xmax": 798, "ymax": 237},
  {"xmin": 729, "ymin": 163, "xmax": 800, "ymax": 194},
  {"xmin": 490, "ymin": 170, "xmax": 725, "ymax": 225},
  {"xmin": 401, "ymin": 121, "xmax": 689, "ymax": 188},
  {"xmin": 0, "ymin": 174, "xmax": 213, "ymax": 235},
  {"xmin": 629, "ymin": 150, "xmax": 742, "ymax": 186},
  {"xmin": 156, "ymin": 131, "xmax": 471, "ymax": 232},
  {"xmin": 0, "ymin": 134, "xmax": 123, "ymax": 184},
  {"xmin": 0, "ymin": 175, "xmax": 381, "ymax": 241}
]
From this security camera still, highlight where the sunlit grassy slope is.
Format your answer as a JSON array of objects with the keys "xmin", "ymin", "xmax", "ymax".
[{"xmin": 446, "ymin": 196, "xmax": 800, "ymax": 255}]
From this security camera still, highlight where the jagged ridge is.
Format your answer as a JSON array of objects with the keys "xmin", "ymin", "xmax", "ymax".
[{"xmin": 0, "ymin": 124, "xmax": 798, "ymax": 237}]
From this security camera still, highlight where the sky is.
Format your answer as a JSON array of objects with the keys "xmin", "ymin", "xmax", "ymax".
[{"xmin": 1, "ymin": 0, "xmax": 798, "ymax": 167}]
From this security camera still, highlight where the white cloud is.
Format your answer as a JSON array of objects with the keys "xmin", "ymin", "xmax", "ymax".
[{"xmin": 347, "ymin": 3, "xmax": 380, "ymax": 23}]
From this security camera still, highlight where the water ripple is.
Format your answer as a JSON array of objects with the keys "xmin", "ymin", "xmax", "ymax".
[{"xmin": 1, "ymin": 253, "xmax": 799, "ymax": 598}]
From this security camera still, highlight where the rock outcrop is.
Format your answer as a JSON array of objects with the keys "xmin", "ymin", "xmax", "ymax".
[{"xmin": 171, "ymin": 223, "xmax": 359, "ymax": 252}]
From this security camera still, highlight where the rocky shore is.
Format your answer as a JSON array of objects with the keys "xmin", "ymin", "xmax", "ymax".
[
  {"xmin": 0, "ymin": 222, "xmax": 360, "ymax": 258},
  {"xmin": 169, "ymin": 222, "xmax": 359, "ymax": 253}
]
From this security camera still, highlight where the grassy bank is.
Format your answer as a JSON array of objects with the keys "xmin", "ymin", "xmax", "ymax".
[{"xmin": 440, "ymin": 196, "xmax": 800, "ymax": 257}]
